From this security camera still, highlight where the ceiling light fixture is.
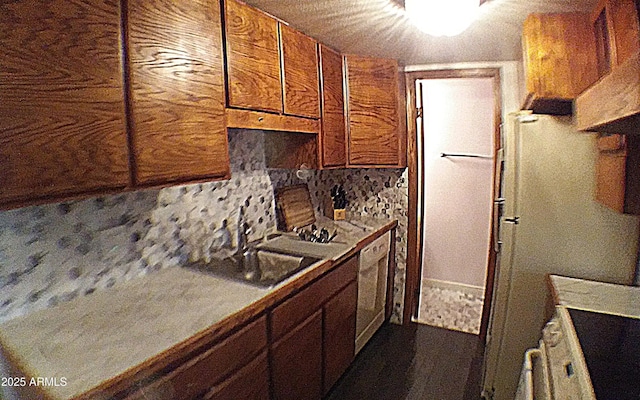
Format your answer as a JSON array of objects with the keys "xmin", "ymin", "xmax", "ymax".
[{"xmin": 405, "ymin": 0, "xmax": 481, "ymax": 37}]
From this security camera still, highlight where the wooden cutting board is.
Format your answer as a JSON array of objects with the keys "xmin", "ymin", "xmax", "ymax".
[{"xmin": 275, "ymin": 184, "xmax": 316, "ymax": 231}]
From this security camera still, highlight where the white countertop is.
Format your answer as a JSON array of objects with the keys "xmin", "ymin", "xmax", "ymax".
[
  {"xmin": 0, "ymin": 268, "xmax": 270, "ymax": 399},
  {"xmin": 549, "ymin": 275, "xmax": 640, "ymax": 319},
  {"xmin": 0, "ymin": 218, "xmax": 396, "ymax": 399}
]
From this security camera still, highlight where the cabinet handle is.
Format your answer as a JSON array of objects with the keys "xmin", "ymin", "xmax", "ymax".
[{"xmin": 258, "ymin": 117, "xmax": 264, "ymax": 122}]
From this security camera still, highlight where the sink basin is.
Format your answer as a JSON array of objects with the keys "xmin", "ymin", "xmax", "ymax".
[
  {"xmin": 256, "ymin": 235, "xmax": 349, "ymax": 260},
  {"xmin": 185, "ymin": 250, "xmax": 321, "ymax": 288}
]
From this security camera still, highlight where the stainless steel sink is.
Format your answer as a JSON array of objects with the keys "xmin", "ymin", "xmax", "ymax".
[
  {"xmin": 256, "ymin": 235, "xmax": 349, "ymax": 260},
  {"xmin": 185, "ymin": 250, "xmax": 321, "ymax": 287}
]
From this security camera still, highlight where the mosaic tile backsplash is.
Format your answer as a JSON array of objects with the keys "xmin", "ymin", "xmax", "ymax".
[
  {"xmin": 270, "ymin": 168, "xmax": 409, "ymax": 322},
  {"xmin": 0, "ymin": 129, "xmax": 408, "ymax": 323}
]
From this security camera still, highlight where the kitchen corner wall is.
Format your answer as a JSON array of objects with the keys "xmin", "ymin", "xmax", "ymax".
[{"xmin": 0, "ymin": 129, "xmax": 408, "ymax": 324}]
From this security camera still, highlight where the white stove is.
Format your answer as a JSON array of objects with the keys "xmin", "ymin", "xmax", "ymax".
[{"xmin": 516, "ymin": 305, "xmax": 640, "ymax": 400}]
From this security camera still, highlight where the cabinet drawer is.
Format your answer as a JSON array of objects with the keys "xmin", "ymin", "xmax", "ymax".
[
  {"xmin": 204, "ymin": 351, "xmax": 270, "ymax": 400},
  {"xmin": 125, "ymin": 316, "xmax": 267, "ymax": 400},
  {"xmin": 271, "ymin": 255, "xmax": 358, "ymax": 341}
]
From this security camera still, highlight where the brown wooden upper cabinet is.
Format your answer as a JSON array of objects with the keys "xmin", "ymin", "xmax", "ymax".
[
  {"xmin": 320, "ymin": 45, "xmax": 347, "ymax": 168},
  {"xmin": 592, "ymin": 0, "xmax": 640, "ymax": 76},
  {"xmin": 127, "ymin": 0, "xmax": 230, "ymax": 186},
  {"xmin": 575, "ymin": 0, "xmax": 640, "ymax": 134},
  {"xmin": 0, "ymin": 0, "xmax": 232, "ymax": 210},
  {"xmin": 345, "ymin": 55, "xmax": 403, "ymax": 167},
  {"xmin": 0, "ymin": 0, "xmax": 129, "ymax": 208},
  {"xmin": 281, "ymin": 24, "xmax": 321, "ymax": 119},
  {"xmin": 224, "ymin": 0, "xmax": 282, "ymax": 113},
  {"xmin": 224, "ymin": 0, "xmax": 320, "ymax": 123},
  {"xmin": 521, "ymin": 13, "xmax": 599, "ymax": 115}
]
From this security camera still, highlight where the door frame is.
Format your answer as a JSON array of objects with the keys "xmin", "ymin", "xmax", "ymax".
[{"xmin": 403, "ymin": 68, "xmax": 502, "ymax": 342}]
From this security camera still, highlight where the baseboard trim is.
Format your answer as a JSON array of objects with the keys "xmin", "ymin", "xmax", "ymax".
[{"xmin": 422, "ymin": 278, "xmax": 485, "ymax": 299}]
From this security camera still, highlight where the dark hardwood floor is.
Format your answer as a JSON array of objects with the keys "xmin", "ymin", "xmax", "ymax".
[{"xmin": 326, "ymin": 322, "xmax": 485, "ymax": 400}]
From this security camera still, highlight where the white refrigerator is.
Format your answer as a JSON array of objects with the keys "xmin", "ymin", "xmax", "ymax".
[{"xmin": 481, "ymin": 113, "xmax": 639, "ymax": 400}]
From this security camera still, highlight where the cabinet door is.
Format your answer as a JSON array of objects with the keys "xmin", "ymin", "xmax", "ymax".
[
  {"xmin": 590, "ymin": 0, "xmax": 640, "ymax": 76},
  {"xmin": 280, "ymin": 24, "xmax": 320, "ymax": 118},
  {"xmin": 346, "ymin": 55, "xmax": 400, "ymax": 166},
  {"xmin": 608, "ymin": 0, "xmax": 640, "ymax": 66},
  {"xmin": 0, "ymin": 0, "xmax": 129, "ymax": 206},
  {"xmin": 271, "ymin": 310, "xmax": 323, "ymax": 400},
  {"xmin": 596, "ymin": 134, "xmax": 640, "ymax": 214},
  {"xmin": 320, "ymin": 45, "xmax": 347, "ymax": 168},
  {"xmin": 127, "ymin": 0, "xmax": 229, "ymax": 185},
  {"xmin": 225, "ymin": 0, "xmax": 282, "ymax": 113},
  {"xmin": 522, "ymin": 13, "xmax": 598, "ymax": 114},
  {"xmin": 596, "ymin": 148, "xmax": 627, "ymax": 213},
  {"xmin": 324, "ymin": 280, "xmax": 357, "ymax": 394}
]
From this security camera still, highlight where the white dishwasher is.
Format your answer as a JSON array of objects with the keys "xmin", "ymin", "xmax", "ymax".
[{"xmin": 355, "ymin": 231, "xmax": 391, "ymax": 354}]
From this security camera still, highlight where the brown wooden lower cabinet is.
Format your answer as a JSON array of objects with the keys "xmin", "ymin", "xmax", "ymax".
[
  {"xmin": 122, "ymin": 256, "xmax": 360, "ymax": 400},
  {"xmin": 323, "ymin": 280, "xmax": 357, "ymax": 394},
  {"xmin": 204, "ymin": 351, "xmax": 270, "ymax": 400},
  {"xmin": 123, "ymin": 316, "xmax": 268, "ymax": 400},
  {"xmin": 270, "ymin": 255, "xmax": 359, "ymax": 399},
  {"xmin": 271, "ymin": 309, "xmax": 324, "ymax": 400}
]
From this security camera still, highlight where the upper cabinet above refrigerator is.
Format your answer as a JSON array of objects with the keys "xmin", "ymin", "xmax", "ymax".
[{"xmin": 521, "ymin": 13, "xmax": 599, "ymax": 115}]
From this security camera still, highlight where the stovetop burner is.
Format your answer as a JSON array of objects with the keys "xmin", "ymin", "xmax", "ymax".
[{"xmin": 293, "ymin": 225, "xmax": 337, "ymax": 243}]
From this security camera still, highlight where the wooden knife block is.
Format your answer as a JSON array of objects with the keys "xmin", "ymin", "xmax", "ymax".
[{"xmin": 324, "ymin": 200, "xmax": 346, "ymax": 221}]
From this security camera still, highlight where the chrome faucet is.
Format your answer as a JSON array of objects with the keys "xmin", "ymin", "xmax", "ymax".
[
  {"xmin": 236, "ymin": 206, "xmax": 258, "ymax": 279},
  {"xmin": 236, "ymin": 206, "xmax": 251, "ymax": 255}
]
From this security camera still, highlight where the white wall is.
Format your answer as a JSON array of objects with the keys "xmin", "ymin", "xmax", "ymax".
[
  {"xmin": 406, "ymin": 61, "xmax": 523, "ymax": 289},
  {"xmin": 419, "ymin": 77, "xmax": 496, "ymax": 288}
]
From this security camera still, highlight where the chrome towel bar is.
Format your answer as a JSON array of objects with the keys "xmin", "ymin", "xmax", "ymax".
[{"xmin": 440, "ymin": 152, "xmax": 493, "ymax": 159}]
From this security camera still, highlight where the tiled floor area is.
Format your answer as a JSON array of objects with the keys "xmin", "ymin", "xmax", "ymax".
[{"xmin": 416, "ymin": 286, "xmax": 484, "ymax": 335}]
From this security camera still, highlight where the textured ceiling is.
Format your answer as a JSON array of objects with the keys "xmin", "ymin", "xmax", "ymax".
[{"xmin": 241, "ymin": 0, "xmax": 598, "ymax": 65}]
